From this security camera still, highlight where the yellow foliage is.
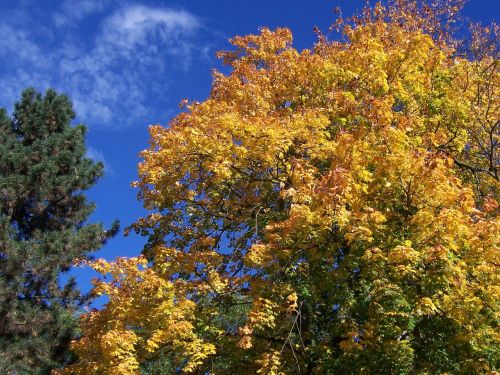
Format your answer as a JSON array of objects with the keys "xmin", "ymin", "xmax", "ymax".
[{"xmin": 62, "ymin": 1, "xmax": 499, "ymax": 373}]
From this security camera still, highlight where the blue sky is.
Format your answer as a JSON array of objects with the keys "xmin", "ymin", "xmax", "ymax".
[{"xmin": 0, "ymin": 0, "xmax": 497, "ymax": 297}]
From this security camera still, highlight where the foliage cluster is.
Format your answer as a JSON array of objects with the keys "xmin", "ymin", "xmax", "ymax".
[{"xmin": 59, "ymin": 1, "xmax": 499, "ymax": 373}]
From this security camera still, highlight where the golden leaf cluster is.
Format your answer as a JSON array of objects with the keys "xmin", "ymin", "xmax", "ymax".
[{"xmin": 62, "ymin": 1, "xmax": 498, "ymax": 373}]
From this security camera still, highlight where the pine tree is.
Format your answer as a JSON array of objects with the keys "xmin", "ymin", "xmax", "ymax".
[{"xmin": 0, "ymin": 88, "xmax": 118, "ymax": 373}]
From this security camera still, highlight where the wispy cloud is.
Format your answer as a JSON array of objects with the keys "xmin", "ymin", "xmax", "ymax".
[
  {"xmin": 0, "ymin": 3, "xmax": 207, "ymax": 128},
  {"xmin": 53, "ymin": 0, "xmax": 111, "ymax": 27},
  {"xmin": 107, "ymin": 5, "xmax": 200, "ymax": 33},
  {"xmin": 86, "ymin": 147, "xmax": 114, "ymax": 176}
]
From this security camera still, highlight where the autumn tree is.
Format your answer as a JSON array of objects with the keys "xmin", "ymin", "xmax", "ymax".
[
  {"xmin": 62, "ymin": 1, "xmax": 498, "ymax": 374},
  {"xmin": 0, "ymin": 88, "xmax": 118, "ymax": 373}
]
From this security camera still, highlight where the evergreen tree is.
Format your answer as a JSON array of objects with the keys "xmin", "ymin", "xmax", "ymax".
[{"xmin": 0, "ymin": 88, "xmax": 118, "ymax": 373}]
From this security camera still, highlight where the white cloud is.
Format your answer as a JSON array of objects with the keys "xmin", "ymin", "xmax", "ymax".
[
  {"xmin": 86, "ymin": 147, "xmax": 114, "ymax": 175},
  {"xmin": 0, "ymin": 24, "xmax": 53, "ymax": 109},
  {"xmin": 98, "ymin": 5, "xmax": 201, "ymax": 67},
  {"xmin": 86, "ymin": 147, "xmax": 105, "ymax": 163},
  {"xmin": 65, "ymin": 5, "xmax": 201, "ymax": 124},
  {"xmin": 53, "ymin": 0, "xmax": 109, "ymax": 27},
  {"xmin": 0, "ymin": 4, "xmax": 206, "ymax": 127},
  {"xmin": 108, "ymin": 5, "xmax": 200, "ymax": 32},
  {"xmin": 0, "ymin": 25, "xmax": 44, "ymax": 65}
]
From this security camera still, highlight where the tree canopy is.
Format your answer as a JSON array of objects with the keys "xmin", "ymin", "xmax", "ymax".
[
  {"xmin": 61, "ymin": 1, "xmax": 498, "ymax": 374},
  {"xmin": 0, "ymin": 88, "xmax": 118, "ymax": 373}
]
